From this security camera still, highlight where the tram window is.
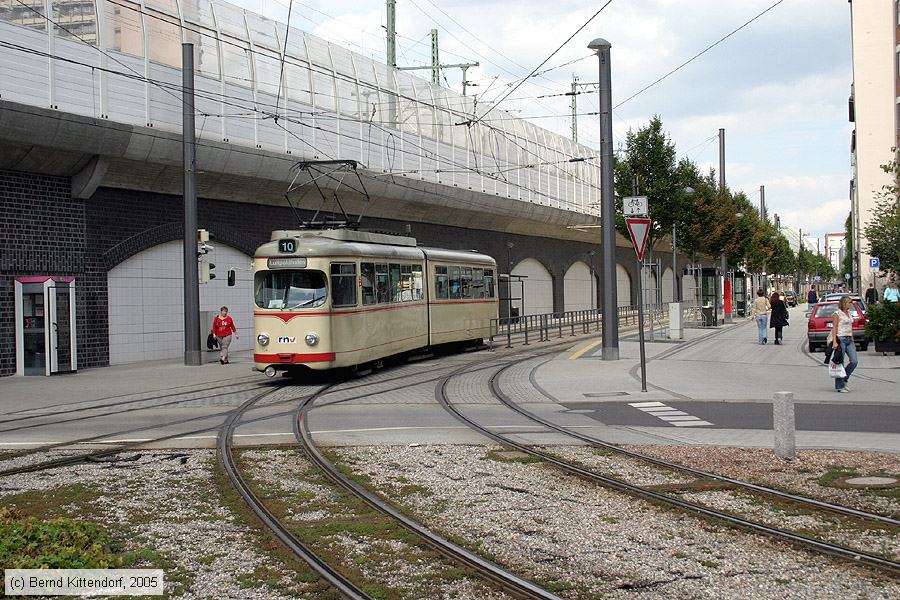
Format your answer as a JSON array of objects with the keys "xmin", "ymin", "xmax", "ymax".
[
  {"xmin": 484, "ymin": 269, "xmax": 495, "ymax": 298},
  {"xmin": 255, "ymin": 270, "xmax": 327, "ymax": 309},
  {"xmin": 473, "ymin": 268, "xmax": 484, "ymax": 299},
  {"xmin": 361, "ymin": 262, "xmax": 376, "ymax": 305},
  {"xmin": 398, "ymin": 264, "xmax": 414, "ymax": 302},
  {"xmin": 449, "ymin": 266, "xmax": 461, "ymax": 299},
  {"xmin": 330, "ymin": 262, "xmax": 358, "ymax": 307},
  {"xmin": 375, "ymin": 263, "xmax": 389, "ymax": 304},
  {"xmin": 389, "ymin": 264, "xmax": 402, "ymax": 302},
  {"xmin": 435, "ymin": 266, "xmax": 449, "ymax": 299},
  {"xmin": 412, "ymin": 265, "xmax": 424, "ymax": 300},
  {"xmin": 461, "ymin": 267, "xmax": 473, "ymax": 299}
]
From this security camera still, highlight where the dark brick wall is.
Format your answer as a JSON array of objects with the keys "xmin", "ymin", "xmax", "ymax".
[
  {"xmin": 0, "ymin": 171, "xmax": 85, "ymax": 376},
  {"xmin": 1, "ymin": 170, "xmax": 687, "ymax": 376}
]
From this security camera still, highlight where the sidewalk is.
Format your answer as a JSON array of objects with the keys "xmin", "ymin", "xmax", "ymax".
[{"xmin": 535, "ymin": 314, "xmax": 900, "ymax": 453}]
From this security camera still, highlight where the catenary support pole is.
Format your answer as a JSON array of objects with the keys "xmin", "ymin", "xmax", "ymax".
[
  {"xmin": 182, "ymin": 43, "xmax": 201, "ymax": 366},
  {"xmin": 589, "ymin": 38, "xmax": 618, "ymax": 360},
  {"xmin": 430, "ymin": 29, "xmax": 439, "ymax": 85},
  {"xmin": 386, "ymin": 0, "xmax": 397, "ymax": 67},
  {"xmin": 719, "ymin": 128, "xmax": 730, "ymax": 324}
]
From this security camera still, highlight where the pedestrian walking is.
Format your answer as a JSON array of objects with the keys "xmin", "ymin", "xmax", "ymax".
[
  {"xmin": 884, "ymin": 280, "xmax": 900, "ymax": 303},
  {"xmin": 831, "ymin": 296, "xmax": 858, "ymax": 393},
  {"xmin": 864, "ymin": 283, "xmax": 877, "ymax": 306},
  {"xmin": 751, "ymin": 289, "xmax": 770, "ymax": 345},
  {"xmin": 807, "ymin": 286, "xmax": 818, "ymax": 305},
  {"xmin": 212, "ymin": 306, "xmax": 238, "ymax": 364},
  {"xmin": 769, "ymin": 291, "xmax": 789, "ymax": 345}
]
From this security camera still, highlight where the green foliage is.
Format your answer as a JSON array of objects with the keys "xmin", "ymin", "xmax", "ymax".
[
  {"xmin": 863, "ymin": 301, "xmax": 900, "ymax": 343},
  {"xmin": 0, "ymin": 507, "xmax": 130, "ymax": 569},
  {"xmin": 863, "ymin": 155, "xmax": 900, "ymax": 278},
  {"xmin": 614, "ymin": 116, "xmax": 687, "ymax": 245},
  {"xmin": 842, "ymin": 212, "xmax": 854, "ymax": 279}
]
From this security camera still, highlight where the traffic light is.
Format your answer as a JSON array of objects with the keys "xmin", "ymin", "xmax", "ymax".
[
  {"xmin": 227, "ymin": 269, "xmax": 235, "ymax": 286},
  {"xmin": 200, "ymin": 261, "xmax": 216, "ymax": 283}
]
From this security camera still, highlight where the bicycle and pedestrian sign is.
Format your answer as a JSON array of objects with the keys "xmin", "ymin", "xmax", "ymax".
[{"xmin": 623, "ymin": 196, "xmax": 648, "ymax": 217}]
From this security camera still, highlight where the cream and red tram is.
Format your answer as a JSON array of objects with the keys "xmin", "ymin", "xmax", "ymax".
[{"xmin": 253, "ymin": 229, "xmax": 498, "ymax": 376}]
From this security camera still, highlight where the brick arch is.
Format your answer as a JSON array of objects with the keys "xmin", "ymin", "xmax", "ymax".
[{"xmin": 102, "ymin": 224, "xmax": 257, "ymax": 270}]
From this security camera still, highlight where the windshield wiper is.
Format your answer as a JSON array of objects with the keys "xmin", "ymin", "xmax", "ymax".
[{"xmin": 297, "ymin": 295, "xmax": 326, "ymax": 307}]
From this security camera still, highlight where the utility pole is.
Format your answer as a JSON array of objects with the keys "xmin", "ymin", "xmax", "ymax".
[
  {"xmin": 570, "ymin": 75, "xmax": 579, "ymax": 142},
  {"xmin": 589, "ymin": 37, "xmax": 618, "ymax": 360},
  {"xmin": 759, "ymin": 184, "xmax": 766, "ymax": 222},
  {"xmin": 568, "ymin": 77, "xmax": 599, "ymax": 142},
  {"xmin": 430, "ymin": 29, "xmax": 439, "ymax": 85},
  {"xmin": 718, "ymin": 128, "xmax": 728, "ymax": 324},
  {"xmin": 182, "ymin": 43, "xmax": 201, "ymax": 366},
  {"xmin": 386, "ymin": 0, "xmax": 396, "ymax": 67}
]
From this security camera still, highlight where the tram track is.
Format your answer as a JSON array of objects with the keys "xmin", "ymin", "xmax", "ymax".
[
  {"xmin": 435, "ymin": 351, "xmax": 900, "ymax": 576},
  {"xmin": 295, "ymin": 372, "xmax": 564, "ymax": 600},
  {"xmin": 217, "ymin": 384, "xmax": 374, "ymax": 600}
]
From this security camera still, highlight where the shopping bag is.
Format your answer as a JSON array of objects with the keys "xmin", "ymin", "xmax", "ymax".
[{"xmin": 828, "ymin": 361, "xmax": 846, "ymax": 379}]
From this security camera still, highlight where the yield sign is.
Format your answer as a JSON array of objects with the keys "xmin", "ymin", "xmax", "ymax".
[{"xmin": 625, "ymin": 218, "xmax": 652, "ymax": 262}]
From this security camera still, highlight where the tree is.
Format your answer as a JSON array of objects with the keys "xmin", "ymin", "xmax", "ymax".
[
  {"xmin": 864, "ymin": 155, "xmax": 900, "ymax": 278},
  {"xmin": 614, "ymin": 116, "xmax": 686, "ymax": 247},
  {"xmin": 842, "ymin": 211, "xmax": 854, "ymax": 280}
]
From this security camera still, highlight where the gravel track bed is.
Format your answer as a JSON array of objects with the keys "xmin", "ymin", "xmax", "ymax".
[
  {"xmin": 239, "ymin": 448, "xmax": 512, "ymax": 600},
  {"xmin": 0, "ymin": 450, "xmax": 316, "ymax": 599},
  {"xmin": 335, "ymin": 444, "xmax": 899, "ymax": 600},
  {"xmin": 625, "ymin": 446, "xmax": 900, "ymax": 518},
  {"xmin": 550, "ymin": 446, "xmax": 698, "ymax": 486}
]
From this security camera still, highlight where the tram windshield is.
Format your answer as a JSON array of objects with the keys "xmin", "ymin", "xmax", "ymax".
[{"xmin": 255, "ymin": 270, "xmax": 327, "ymax": 309}]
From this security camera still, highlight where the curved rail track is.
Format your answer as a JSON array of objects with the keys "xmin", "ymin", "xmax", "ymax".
[
  {"xmin": 436, "ymin": 352, "xmax": 900, "ymax": 576},
  {"xmin": 217, "ymin": 383, "xmax": 373, "ymax": 600},
  {"xmin": 295, "ymin": 383, "xmax": 564, "ymax": 600}
]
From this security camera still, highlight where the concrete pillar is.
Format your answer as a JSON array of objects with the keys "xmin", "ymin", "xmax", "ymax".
[{"xmin": 773, "ymin": 391, "xmax": 796, "ymax": 459}]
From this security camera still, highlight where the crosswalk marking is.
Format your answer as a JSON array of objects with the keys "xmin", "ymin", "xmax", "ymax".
[{"xmin": 628, "ymin": 401, "xmax": 712, "ymax": 427}]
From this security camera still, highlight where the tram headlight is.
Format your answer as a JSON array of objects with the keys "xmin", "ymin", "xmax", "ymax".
[
  {"xmin": 257, "ymin": 333, "xmax": 270, "ymax": 346},
  {"xmin": 305, "ymin": 333, "xmax": 319, "ymax": 346}
]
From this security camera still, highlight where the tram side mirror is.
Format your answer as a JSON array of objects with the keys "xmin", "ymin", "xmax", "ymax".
[{"xmin": 227, "ymin": 269, "xmax": 236, "ymax": 287}]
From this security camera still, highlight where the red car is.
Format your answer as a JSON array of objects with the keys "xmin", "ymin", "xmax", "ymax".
[{"xmin": 807, "ymin": 301, "xmax": 868, "ymax": 352}]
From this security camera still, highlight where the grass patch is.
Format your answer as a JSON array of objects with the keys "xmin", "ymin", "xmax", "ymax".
[
  {"xmin": 484, "ymin": 449, "xmax": 543, "ymax": 464},
  {"xmin": 0, "ymin": 506, "xmax": 154, "ymax": 570},
  {"xmin": 697, "ymin": 559, "xmax": 719, "ymax": 569}
]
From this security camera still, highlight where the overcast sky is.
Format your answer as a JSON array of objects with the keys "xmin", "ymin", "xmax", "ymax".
[{"xmin": 236, "ymin": 0, "xmax": 852, "ymax": 248}]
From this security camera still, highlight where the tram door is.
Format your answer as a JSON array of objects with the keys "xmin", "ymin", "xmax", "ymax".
[{"xmin": 15, "ymin": 277, "xmax": 77, "ymax": 376}]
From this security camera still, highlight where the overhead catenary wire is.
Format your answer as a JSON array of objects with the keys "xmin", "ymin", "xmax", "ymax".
[
  {"xmin": 614, "ymin": 0, "xmax": 786, "ymax": 109},
  {"xmin": 466, "ymin": 0, "xmax": 615, "ymax": 127}
]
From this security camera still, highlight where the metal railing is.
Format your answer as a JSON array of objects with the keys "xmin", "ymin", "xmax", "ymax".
[{"xmin": 490, "ymin": 303, "xmax": 692, "ymax": 348}]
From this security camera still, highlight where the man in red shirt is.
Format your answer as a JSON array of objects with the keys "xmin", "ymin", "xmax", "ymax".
[{"xmin": 211, "ymin": 306, "xmax": 238, "ymax": 364}]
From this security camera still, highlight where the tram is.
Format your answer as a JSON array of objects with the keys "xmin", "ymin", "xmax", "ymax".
[{"xmin": 253, "ymin": 228, "xmax": 498, "ymax": 376}]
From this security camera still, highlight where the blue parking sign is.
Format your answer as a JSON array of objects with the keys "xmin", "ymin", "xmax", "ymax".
[{"xmin": 869, "ymin": 257, "xmax": 880, "ymax": 269}]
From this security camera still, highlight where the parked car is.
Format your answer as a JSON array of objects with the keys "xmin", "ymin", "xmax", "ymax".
[
  {"xmin": 783, "ymin": 290, "xmax": 798, "ymax": 307},
  {"xmin": 807, "ymin": 300, "xmax": 868, "ymax": 352},
  {"xmin": 821, "ymin": 293, "xmax": 867, "ymax": 314}
]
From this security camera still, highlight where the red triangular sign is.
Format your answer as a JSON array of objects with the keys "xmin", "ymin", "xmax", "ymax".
[{"xmin": 625, "ymin": 218, "xmax": 652, "ymax": 262}]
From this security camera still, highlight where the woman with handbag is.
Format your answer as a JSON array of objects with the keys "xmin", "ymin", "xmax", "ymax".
[
  {"xmin": 831, "ymin": 296, "xmax": 858, "ymax": 393},
  {"xmin": 750, "ymin": 289, "xmax": 770, "ymax": 345},
  {"xmin": 769, "ymin": 292, "xmax": 789, "ymax": 345},
  {"xmin": 211, "ymin": 306, "xmax": 238, "ymax": 365}
]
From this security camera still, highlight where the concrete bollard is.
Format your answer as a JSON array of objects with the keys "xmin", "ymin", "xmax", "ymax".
[{"xmin": 773, "ymin": 391, "xmax": 796, "ymax": 460}]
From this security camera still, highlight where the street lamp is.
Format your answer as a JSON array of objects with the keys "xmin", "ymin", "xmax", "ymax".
[
  {"xmin": 673, "ymin": 186, "xmax": 694, "ymax": 302},
  {"xmin": 588, "ymin": 37, "xmax": 618, "ymax": 360},
  {"xmin": 587, "ymin": 250, "xmax": 597, "ymax": 309},
  {"xmin": 506, "ymin": 241, "xmax": 514, "ymax": 324}
]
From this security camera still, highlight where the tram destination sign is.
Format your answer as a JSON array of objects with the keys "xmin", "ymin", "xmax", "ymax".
[{"xmin": 267, "ymin": 257, "xmax": 307, "ymax": 269}]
